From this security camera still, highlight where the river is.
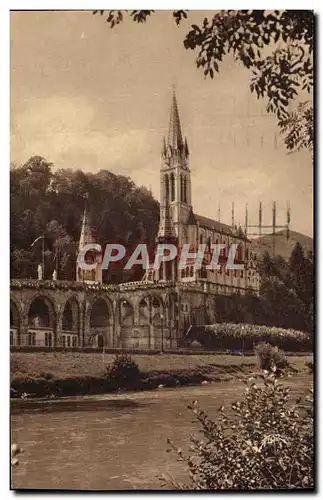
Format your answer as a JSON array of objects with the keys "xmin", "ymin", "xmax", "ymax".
[{"xmin": 10, "ymin": 376, "xmax": 308, "ymax": 490}]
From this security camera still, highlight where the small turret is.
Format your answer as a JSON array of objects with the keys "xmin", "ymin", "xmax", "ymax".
[
  {"xmin": 76, "ymin": 196, "xmax": 102, "ymax": 283},
  {"xmin": 161, "ymin": 136, "xmax": 167, "ymax": 157}
]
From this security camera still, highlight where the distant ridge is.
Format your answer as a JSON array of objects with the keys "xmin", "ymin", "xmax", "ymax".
[{"xmin": 251, "ymin": 229, "xmax": 313, "ymax": 260}]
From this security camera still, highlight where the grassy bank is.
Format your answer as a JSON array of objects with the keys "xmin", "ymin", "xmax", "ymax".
[{"xmin": 11, "ymin": 352, "xmax": 312, "ymax": 399}]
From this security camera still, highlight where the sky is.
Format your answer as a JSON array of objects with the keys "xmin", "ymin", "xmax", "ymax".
[{"xmin": 10, "ymin": 10, "xmax": 313, "ymax": 237}]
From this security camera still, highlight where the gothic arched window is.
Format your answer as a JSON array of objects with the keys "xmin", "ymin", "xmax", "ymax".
[
  {"xmin": 170, "ymin": 173, "xmax": 175, "ymax": 202},
  {"xmin": 184, "ymin": 177, "xmax": 187, "ymax": 203},
  {"xmin": 180, "ymin": 174, "xmax": 184, "ymax": 202},
  {"xmin": 164, "ymin": 173, "xmax": 169, "ymax": 200}
]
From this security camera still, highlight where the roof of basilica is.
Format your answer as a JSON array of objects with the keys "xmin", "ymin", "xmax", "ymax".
[{"xmin": 193, "ymin": 213, "xmax": 248, "ymax": 241}]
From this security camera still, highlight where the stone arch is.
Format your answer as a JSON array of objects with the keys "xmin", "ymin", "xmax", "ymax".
[
  {"xmin": 10, "ymin": 299, "xmax": 20, "ymax": 328},
  {"xmin": 199, "ymin": 231, "xmax": 204, "ymax": 244},
  {"xmin": 147, "ymin": 293, "xmax": 165, "ymax": 309},
  {"xmin": 26, "ymin": 295, "xmax": 56, "ymax": 347},
  {"xmin": 60, "ymin": 296, "xmax": 81, "ymax": 348},
  {"xmin": 183, "ymin": 176, "xmax": 187, "ymax": 203},
  {"xmin": 88, "ymin": 296, "xmax": 113, "ymax": 348},
  {"xmin": 10, "ymin": 299, "xmax": 20, "ymax": 347},
  {"xmin": 89, "ymin": 297, "xmax": 112, "ymax": 327},
  {"xmin": 27, "ymin": 295, "xmax": 56, "ymax": 328},
  {"xmin": 119, "ymin": 298, "xmax": 134, "ymax": 326},
  {"xmin": 151, "ymin": 295, "xmax": 162, "ymax": 325},
  {"xmin": 139, "ymin": 298, "xmax": 149, "ymax": 326},
  {"xmin": 62, "ymin": 296, "xmax": 80, "ymax": 332}
]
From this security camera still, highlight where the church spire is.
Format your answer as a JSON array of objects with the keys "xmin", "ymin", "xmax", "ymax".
[
  {"xmin": 78, "ymin": 196, "xmax": 94, "ymax": 251},
  {"xmin": 167, "ymin": 90, "xmax": 184, "ymax": 151},
  {"xmin": 76, "ymin": 195, "xmax": 102, "ymax": 284}
]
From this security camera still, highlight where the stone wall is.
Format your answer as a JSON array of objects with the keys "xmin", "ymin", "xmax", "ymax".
[{"xmin": 10, "ymin": 279, "xmax": 259, "ymax": 350}]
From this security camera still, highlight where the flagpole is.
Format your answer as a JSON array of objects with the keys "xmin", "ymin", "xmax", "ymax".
[{"xmin": 42, "ymin": 234, "xmax": 45, "ymax": 280}]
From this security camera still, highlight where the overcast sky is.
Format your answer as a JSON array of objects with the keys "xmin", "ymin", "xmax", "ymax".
[{"xmin": 11, "ymin": 10, "xmax": 313, "ymax": 237}]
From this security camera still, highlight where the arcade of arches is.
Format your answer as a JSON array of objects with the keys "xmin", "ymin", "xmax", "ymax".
[
  {"xmin": 10, "ymin": 279, "xmax": 252, "ymax": 350},
  {"xmin": 10, "ymin": 282, "xmax": 180, "ymax": 349}
]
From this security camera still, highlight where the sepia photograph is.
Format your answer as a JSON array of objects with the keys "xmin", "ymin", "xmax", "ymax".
[{"xmin": 10, "ymin": 8, "xmax": 314, "ymax": 491}]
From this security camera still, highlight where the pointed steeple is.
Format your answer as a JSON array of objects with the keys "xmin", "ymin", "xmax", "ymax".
[
  {"xmin": 79, "ymin": 196, "xmax": 94, "ymax": 251},
  {"xmin": 184, "ymin": 137, "xmax": 189, "ymax": 156},
  {"xmin": 76, "ymin": 195, "xmax": 102, "ymax": 284},
  {"xmin": 162, "ymin": 136, "xmax": 167, "ymax": 157},
  {"xmin": 167, "ymin": 90, "xmax": 184, "ymax": 151}
]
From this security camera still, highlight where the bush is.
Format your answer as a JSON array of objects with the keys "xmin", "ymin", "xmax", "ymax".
[
  {"xmin": 305, "ymin": 360, "xmax": 313, "ymax": 373},
  {"xmin": 254, "ymin": 342, "xmax": 287, "ymax": 373},
  {"xmin": 105, "ymin": 354, "xmax": 141, "ymax": 389},
  {"xmin": 163, "ymin": 371, "xmax": 314, "ymax": 490},
  {"xmin": 188, "ymin": 323, "xmax": 311, "ymax": 352}
]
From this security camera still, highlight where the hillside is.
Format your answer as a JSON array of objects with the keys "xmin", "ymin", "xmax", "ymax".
[{"xmin": 251, "ymin": 229, "xmax": 313, "ymax": 260}]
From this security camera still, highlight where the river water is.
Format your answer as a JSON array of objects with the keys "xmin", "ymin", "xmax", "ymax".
[
  {"xmin": 11, "ymin": 381, "xmax": 248, "ymax": 490},
  {"xmin": 10, "ymin": 377, "xmax": 308, "ymax": 491}
]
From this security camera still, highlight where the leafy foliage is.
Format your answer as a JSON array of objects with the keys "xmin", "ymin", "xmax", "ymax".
[
  {"xmin": 94, "ymin": 9, "xmax": 314, "ymax": 153},
  {"xmin": 305, "ymin": 360, "xmax": 313, "ymax": 374},
  {"xmin": 188, "ymin": 323, "xmax": 311, "ymax": 352},
  {"xmin": 163, "ymin": 371, "xmax": 314, "ymax": 490},
  {"xmin": 93, "ymin": 9, "xmax": 188, "ymax": 27},
  {"xmin": 254, "ymin": 342, "xmax": 287, "ymax": 372},
  {"xmin": 259, "ymin": 244, "xmax": 313, "ymax": 333},
  {"xmin": 105, "ymin": 354, "xmax": 141, "ymax": 389},
  {"xmin": 10, "ymin": 157, "xmax": 159, "ymax": 282}
]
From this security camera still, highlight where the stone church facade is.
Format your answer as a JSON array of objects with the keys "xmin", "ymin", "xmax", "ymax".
[
  {"xmin": 10, "ymin": 92, "xmax": 260, "ymax": 350},
  {"xmin": 145, "ymin": 92, "xmax": 260, "ymax": 295}
]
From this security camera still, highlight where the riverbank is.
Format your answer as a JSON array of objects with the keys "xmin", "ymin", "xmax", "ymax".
[
  {"xmin": 11, "ymin": 351, "xmax": 312, "ymax": 399},
  {"xmin": 11, "ymin": 373, "xmax": 313, "ymax": 490}
]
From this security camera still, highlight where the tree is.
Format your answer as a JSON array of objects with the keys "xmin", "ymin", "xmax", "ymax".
[
  {"xmin": 163, "ymin": 372, "xmax": 314, "ymax": 490},
  {"xmin": 94, "ymin": 10, "xmax": 314, "ymax": 153},
  {"xmin": 10, "ymin": 159, "xmax": 160, "ymax": 282},
  {"xmin": 258, "ymin": 243, "xmax": 313, "ymax": 332}
]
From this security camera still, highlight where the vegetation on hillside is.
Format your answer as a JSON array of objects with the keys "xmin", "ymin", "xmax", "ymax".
[
  {"xmin": 11, "ymin": 156, "xmax": 313, "ymax": 333},
  {"xmin": 195, "ymin": 243, "xmax": 313, "ymax": 334},
  {"xmin": 10, "ymin": 157, "xmax": 159, "ymax": 282}
]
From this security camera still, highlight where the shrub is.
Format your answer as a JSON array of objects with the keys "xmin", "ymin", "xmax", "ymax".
[
  {"xmin": 305, "ymin": 360, "xmax": 313, "ymax": 373},
  {"xmin": 254, "ymin": 342, "xmax": 287, "ymax": 373},
  {"xmin": 163, "ymin": 371, "xmax": 314, "ymax": 490},
  {"xmin": 105, "ymin": 354, "xmax": 141, "ymax": 389},
  {"xmin": 188, "ymin": 323, "xmax": 311, "ymax": 352}
]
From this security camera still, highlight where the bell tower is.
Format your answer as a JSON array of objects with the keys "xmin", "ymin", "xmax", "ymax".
[{"xmin": 160, "ymin": 91, "xmax": 192, "ymax": 246}]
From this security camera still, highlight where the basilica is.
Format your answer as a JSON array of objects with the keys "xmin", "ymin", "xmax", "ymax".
[
  {"xmin": 10, "ymin": 92, "xmax": 260, "ymax": 350},
  {"xmin": 76, "ymin": 91, "xmax": 260, "ymax": 296}
]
